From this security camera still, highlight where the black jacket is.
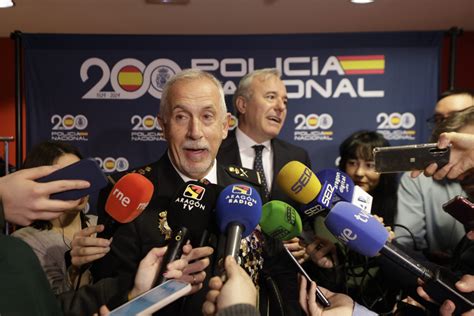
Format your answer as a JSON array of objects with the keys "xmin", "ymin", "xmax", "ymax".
[{"xmin": 94, "ymin": 153, "xmax": 301, "ymax": 316}]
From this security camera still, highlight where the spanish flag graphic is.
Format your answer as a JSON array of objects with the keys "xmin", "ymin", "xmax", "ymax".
[
  {"xmin": 337, "ymin": 55, "xmax": 385, "ymax": 75},
  {"xmin": 118, "ymin": 65, "xmax": 144, "ymax": 92}
]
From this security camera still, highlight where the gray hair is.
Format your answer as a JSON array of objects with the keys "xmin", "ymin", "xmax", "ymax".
[
  {"xmin": 233, "ymin": 68, "xmax": 281, "ymax": 116},
  {"xmin": 159, "ymin": 68, "xmax": 227, "ymax": 122}
]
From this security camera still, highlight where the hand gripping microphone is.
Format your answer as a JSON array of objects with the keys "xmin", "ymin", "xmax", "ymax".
[
  {"xmin": 154, "ymin": 180, "xmax": 218, "ymax": 286},
  {"xmin": 260, "ymin": 200, "xmax": 330, "ymax": 308},
  {"xmin": 215, "ymin": 183, "xmax": 262, "ymax": 260},
  {"xmin": 276, "ymin": 161, "xmax": 326, "ymax": 221},
  {"xmin": 105, "ymin": 173, "xmax": 154, "ymax": 223},
  {"xmin": 325, "ymin": 201, "xmax": 474, "ymax": 314}
]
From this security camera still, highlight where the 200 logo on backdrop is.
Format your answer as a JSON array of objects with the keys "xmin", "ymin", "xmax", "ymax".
[
  {"xmin": 50, "ymin": 114, "xmax": 89, "ymax": 141},
  {"xmin": 293, "ymin": 113, "xmax": 334, "ymax": 141},
  {"xmin": 376, "ymin": 112, "xmax": 417, "ymax": 140},
  {"xmin": 130, "ymin": 115, "xmax": 165, "ymax": 142},
  {"xmin": 81, "ymin": 58, "xmax": 181, "ymax": 99},
  {"xmin": 95, "ymin": 157, "xmax": 129, "ymax": 173}
]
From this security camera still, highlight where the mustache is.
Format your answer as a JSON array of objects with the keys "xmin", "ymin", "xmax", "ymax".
[{"xmin": 182, "ymin": 141, "xmax": 209, "ymax": 150}]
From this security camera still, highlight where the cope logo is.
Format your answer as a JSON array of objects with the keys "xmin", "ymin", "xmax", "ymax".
[
  {"xmin": 376, "ymin": 112, "xmax": 416, "ymax": 140},
  {"xmin": 183, "ymin": 184, "xmax": 205, "ymax": 201},
  {"xmin": 81, "ymin": 58, "xmax": 181, "ymax": 100},
  {"xmin": 95, "ymin": 157, "xmax": 129, "ymax": 173},
  {"xmin": 51, "ymin": 114, "xmax": 89, "ymax": 141},
  {"xmin": 130, "ymin": 115, "xmax": 165, "ymax": 142},
  {"xmin": 231, "ymin": 185, "xmax": 252, "ymax": 195},
  {"xmin": 293, "ymin": 113, "xmax": 334, "ymax": 141}
]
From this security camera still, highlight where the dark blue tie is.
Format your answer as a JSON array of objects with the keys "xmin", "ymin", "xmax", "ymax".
[{"xmin": 252, "ymin": 145, "xmax": 269, "ymax": 198}]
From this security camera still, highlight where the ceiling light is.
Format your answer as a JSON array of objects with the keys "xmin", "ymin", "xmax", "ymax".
[
  {"xmin": 0, "ymin": 0, "xmax": 14, "ymax": 8},
  {"xmin": 146, "ymin": 0, "xmax": 190, "ymax": 4},
  {"xmin": 351, "ymin": 0, "xmax": 374, "ymax": 3}
]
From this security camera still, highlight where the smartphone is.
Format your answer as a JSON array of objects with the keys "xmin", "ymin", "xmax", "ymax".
[
  {"xmin": 442, "ymin": 195, "xmax": 474, "ymax": 230},
  {"xmin": 109, "ymin": 280, "xmax": 191, "ymax": 316},
  {"xmin": 373, "ymin": 143, "xmax": 450, "ymax": 173},
  {"xmin": 36, "ymin": 158, "xmax": 108, "ymax": 200},
  {"xmin": 284, "ymin": 247, "xmax": 331, "ymax": 308}
]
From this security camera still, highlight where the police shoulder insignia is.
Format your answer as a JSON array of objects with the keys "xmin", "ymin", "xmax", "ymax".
[
  {"xmin": 226, "ymin": 165, "xmax": 261, "ymax": 186},
  {"xmin": 134, "ymin": 165, "xmax": 153, "ymax": 176}
]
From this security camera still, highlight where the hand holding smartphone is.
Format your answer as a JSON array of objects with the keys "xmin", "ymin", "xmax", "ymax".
[
  {"xmin": 36, "ymin": 158, "xmax": 108, "ymax": 200},
  {"xmin": 442, "ymin": 195, "xmax": 474, "ymax": 231},
  {"xmin": 109, "ymin": 280, "xmax": 191, "ymax": 316},
  {"xmin": 373, "ymin": 143, "xmax": 450, "ymax": 173}
]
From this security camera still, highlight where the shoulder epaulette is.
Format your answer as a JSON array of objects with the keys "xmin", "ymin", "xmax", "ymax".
[{"xmin": 225, "ymin": 165, "xmax": 262, "ymax": 187}]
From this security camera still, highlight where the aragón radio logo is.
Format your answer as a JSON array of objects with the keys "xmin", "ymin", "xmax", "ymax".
[
  {"xmin": 51, "ymin": 114, "xmax": 89, "ymax": 141},
  {"xmin": 95, "ymin": 157, "xmax": 129, "ymax": 173},
  {"xmin": 81, "ymin": 58, "xmax": 181, "ymax": 100},
  {"xmin": 293, "ymin": 113, "xmax": 334, "ymax": 141},
  {"xmin": 376, "ymin": 112, "xmax": 416, "ymax": 140},
  {"xmin": 130, "ymin": 115, "xmax": 165, "ymax": 142}
]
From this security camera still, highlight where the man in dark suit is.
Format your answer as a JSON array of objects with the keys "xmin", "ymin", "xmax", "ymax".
[
  {"xmin": 217, "ymin": 68, "xmax": 311, "ymax": 265},
  {"xmin": 217, "ymin": 68, "xmax": 311, "ymax": 206}
]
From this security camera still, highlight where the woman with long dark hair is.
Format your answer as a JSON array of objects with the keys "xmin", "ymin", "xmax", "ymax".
[
  {"xmin": 338, "ymin": 130, "xmax": 398, "ymax": 227},
  {"xmin": 12, "ymin": 141, "xmax": 107, "ymax": 295}
]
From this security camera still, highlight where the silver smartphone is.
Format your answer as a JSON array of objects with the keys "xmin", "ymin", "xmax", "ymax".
[
  {"xmin": 373, "ymin": 143, "xmax": 450, "ymax": 173},
  {"xmin": 109, "ymin": 280, "xmax": 191, "ymax": 316}
]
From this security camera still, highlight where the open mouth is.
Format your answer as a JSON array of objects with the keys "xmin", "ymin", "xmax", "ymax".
[{"xmin": 267, "ymin": 116, "xmax": 281, "ymax": 123}]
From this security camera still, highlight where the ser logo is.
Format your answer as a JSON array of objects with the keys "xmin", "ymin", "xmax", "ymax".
[
  {"xmin": 376, "ymin": 112, "xmax": 416, "ymax": 140},
  {"xmin": 95, "ymin": 157, "xmax": 129, "ymax": 173},
  {"xmin": 81, "ymin": 58, "xmax": 181, "ymax": 100},
  {"xmin": 51, "ymin": 114, "xmax": 89, "ymax": 141},
  {"xmin": 291, "ymin": 167, "xmax": 312, "ymax": 194}
]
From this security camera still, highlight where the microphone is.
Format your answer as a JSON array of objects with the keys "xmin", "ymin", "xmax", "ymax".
[
  {"xmin": 325, "ymin": 201, "xmax": 474, "ymax": 313},
  {"xmin": 276, "ymin": 161, "xmax": 326, "ymax": 221},
  {"xmin": 105, "ymin": 173, "xmax": 154, "ymax": 223},
  {"xmin": 215, "ymin": 183, "xmax": 262, "ymax": 260},
  {"xmin": 154, "ymin": 180, "xmax": 218, "ymax": 286},
  {"xmin": 259, "ymin": 200, "xmax": 330, "ymax": 308},
  {"xmin": 260, "ymin": 200, "xmax": 303, "ymax": 241},
  {"xmin": 315, "ymin": 169, "xmax": 372, "ymax": 213}
]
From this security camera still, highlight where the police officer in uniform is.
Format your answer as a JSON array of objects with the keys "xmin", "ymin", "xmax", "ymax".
[{"xmin": 91, "ymin": 69, "xmax": 299, "ymax": 315}]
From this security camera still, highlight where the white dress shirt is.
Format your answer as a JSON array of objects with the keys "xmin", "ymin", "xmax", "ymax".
[{"xmin": 235, "ymin": 127, "xmax": 273, "ymax": 191}]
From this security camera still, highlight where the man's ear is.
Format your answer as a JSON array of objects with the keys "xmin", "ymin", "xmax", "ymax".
[
  {"xmin": 235, "ymin": 96, "xmax": 247, "ymax": 116},
  {"xmin": 222, "ymin": 113, "xmax": 230, "ymax": 140}
]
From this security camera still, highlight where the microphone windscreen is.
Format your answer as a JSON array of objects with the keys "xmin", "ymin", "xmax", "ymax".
[
  {"xmin": 276, "ymin": 161, "xmax": 322, "ymax": 204},
  {"xmin": 315, "ymin": 169, "xmax": 354, "ymax": 202},
  {"xmin": 167, "ymin": 181, "xmax": 219, "ymax": 246},
  {"xmin": 324, "ymin": 201, "xmax": 388, "ymax": 257},
  {"xmin": 105, "ymin": 173, "xmax": 154, "ymax": 223},
  {"xmin": 260, "ymin": 200, "xmax": 302, "ymax": 241},
  {"xmin": 216, "ymin": 184, "xmax": 262, "ymax": 238}
]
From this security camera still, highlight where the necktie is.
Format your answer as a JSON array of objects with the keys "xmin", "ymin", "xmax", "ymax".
[{"xmin": 252, "ymin": 145, "xmax": 269, "ymax": 198}]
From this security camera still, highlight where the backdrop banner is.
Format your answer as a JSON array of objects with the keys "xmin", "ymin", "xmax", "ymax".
[{"xmin": 23, "ymin": 32, "xmax": 442, "ymax": 211}]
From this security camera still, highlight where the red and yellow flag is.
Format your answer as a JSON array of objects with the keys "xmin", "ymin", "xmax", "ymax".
[{"xmin": 337, "ymin": 55, "xmax": 385, "ymax": 75}]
